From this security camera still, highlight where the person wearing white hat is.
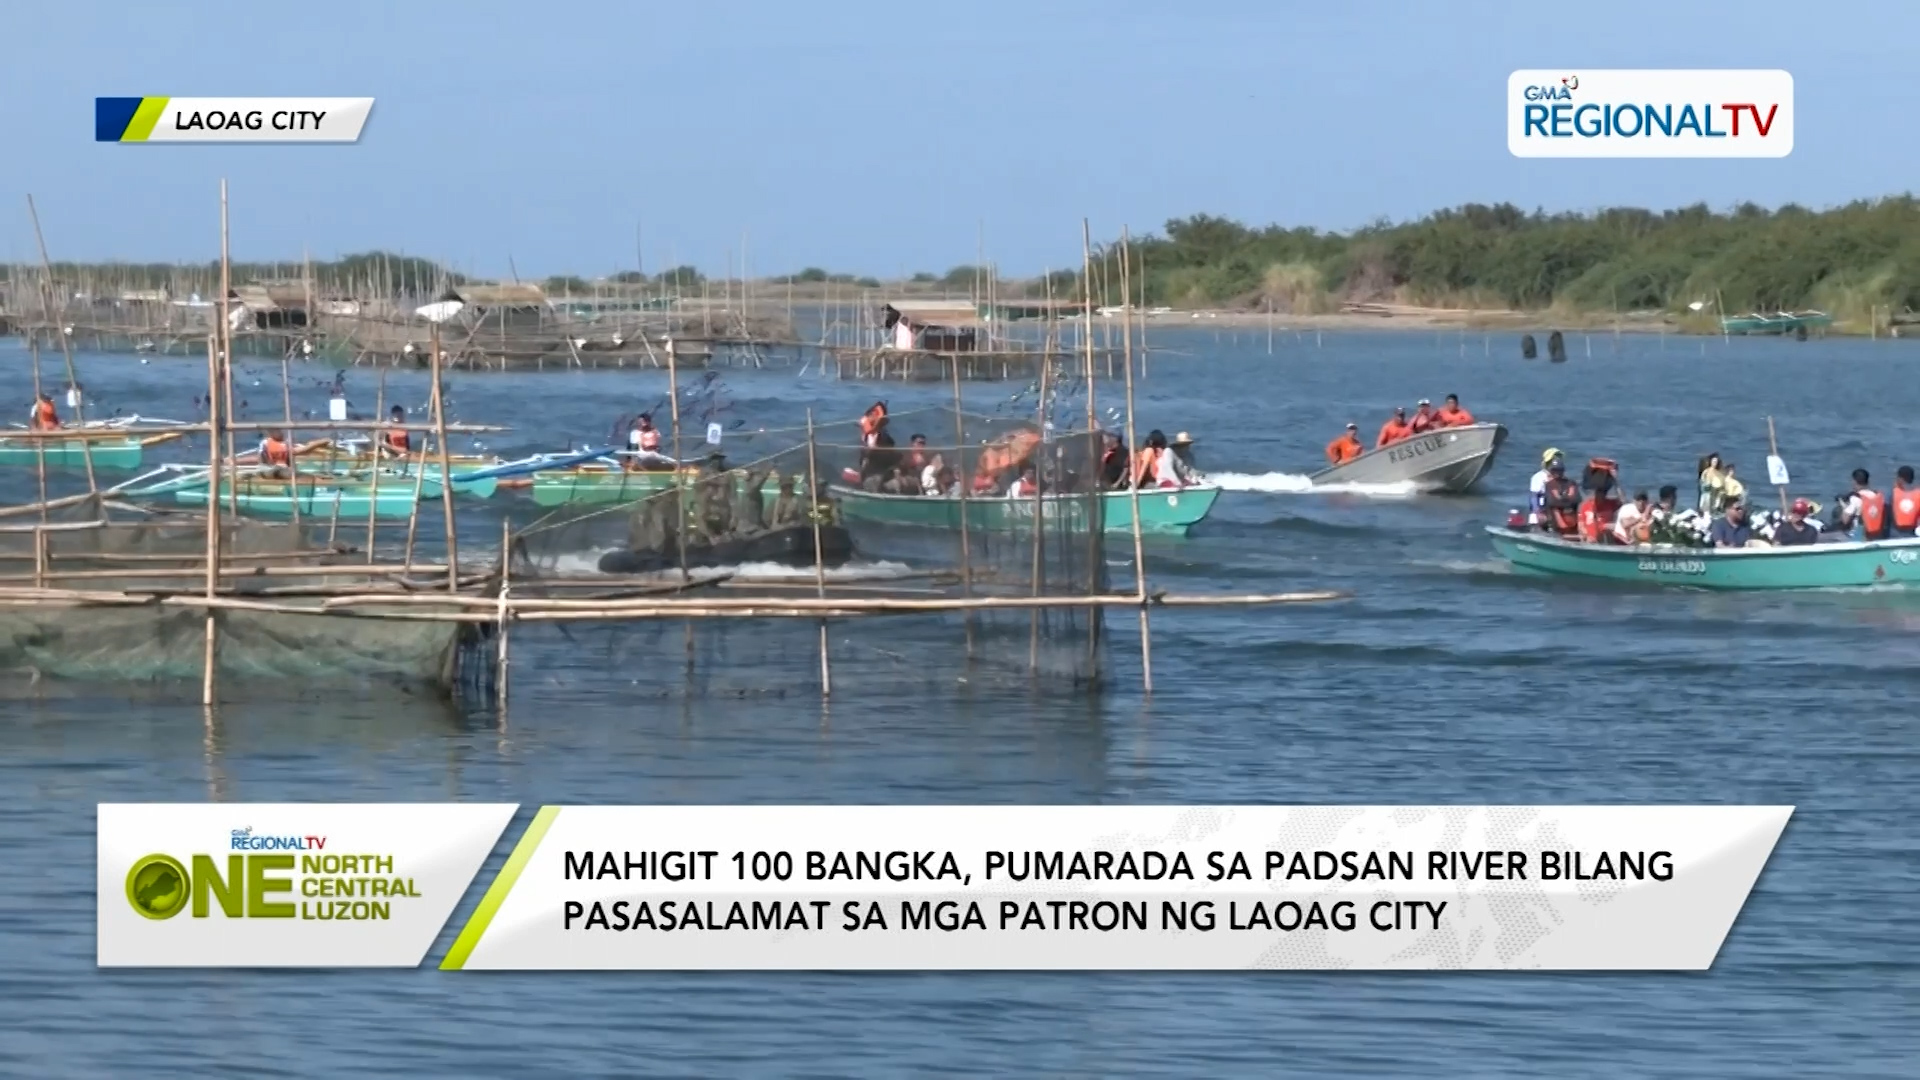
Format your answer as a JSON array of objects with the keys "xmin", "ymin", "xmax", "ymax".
[
  {"xmin": 1168, "ymin": 431, "xmax": 1204, "ymax": 483},
  {"xmin": 1408, "ymin": 399, "xmax": 1437, "ymax": 434}
]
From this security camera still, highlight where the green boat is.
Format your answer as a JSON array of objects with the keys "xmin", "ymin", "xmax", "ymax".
[
  {"xmin": 175, "ymin": 480, "xmax": 420, "ymax": 520},
  {"xmin": 1718, "ymin": 310, "xmax": 1834, "ymax": 336},
  {"xmin": 530, "ymin": 466, "xmax": 797, "ymax": 506},
  {"xmin": 831, "ymin": 484, "xmax": 1220, "ymax": 536},
  {"xmin": 1486, "ymin": 526, "xmax": 1920, "ymax": 589},
  {"xmin": 0, "ymin": 434, "xmax": 147, "ymax": 470},
  {"xmin": 297, "ymin": 462, "xmax": 499, "ymax": 500}
]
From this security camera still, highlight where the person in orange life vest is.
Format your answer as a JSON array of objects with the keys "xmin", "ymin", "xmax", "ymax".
[
  {"xmin": 380, "ymin": 405, "xmax": 411, "ymax": 457},
  {"xmin": 1537, "ymin": 457, "xmax": 1581, "ymax": 535},
  {"xmin": 1840, "ymin": 468, "xmax": 1888, "ymax": 540},
  {"xmin": 1891, "ymin": 465, "xmax": 1920, "ymax": 537},
  {"xmin": 1576, "ymin": 459, "xmax": 1623, "ymax": 543},
  {"xmin": 29, "ymin": 393, "xmax": 59, "ymax": 431},
  {"xmin": 1007, "ymin": 465, "xmax": 1038, "ymax": 499},
  {"xmin": 1407, "ymin": 399, "xmax": 1437, "ymax": 434},
  {"xmin": 1376, "ymin": 408, "xmax": 1411, "ymax": 447},
  {"xmin": 627, "ymin": 412, "xmax": 676, "ymax": 470},
  {"xmin": 1433, "ymin": 394, "xmax": 1474, "ymax": 428},
  {"xmin": 259, "ymin": 429, "xmax": 293, "ymax": 473},
  {"xmin": 1326, "ymin": 423, "xmax": 1363, "ymax": 464}
]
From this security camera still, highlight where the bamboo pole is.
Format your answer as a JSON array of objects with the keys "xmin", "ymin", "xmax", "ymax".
[
  {"xmin": 4, "ymin": 421, "xmax": 504, "ymax": 440},
  {"xmin": 220, "ymin": 185, "xmax": 237, "ymax": 518},
  {"xmin": 202, "ymin": 316, "xmax": 224, "ymax": 706},
  {"xmin": 279, "ymin": 352, "xmax": 302, "ymax": 528},
  {"xmin": 365, "ymin": 375, "xmax": 384, "ymax": 563},
  {"xmin": 1765, "ymin": 416, "xmax": 1788, "ymax": 514},
  {"xmin": 666, "ymin": 337, "xmax": 689, "ymax": 586},
  {"xmin": 950, "ymin": 354, "xmax": 975, "ymax": 656},
  {"xmin": 26, "ymin": 195, "xmax": 97, "ymax": 495},
  {"xmin": 496, "ymin": 516, "xmax": 512, "ymax": 710},
  {"xmin": 804, "ymin": 410, "xmax": 832, "ymax": 698},
  {"xmin": 1028, "ymin": 343, "xmax": 1051, "ymax": 671},
  {"xmin": 429, "ymin": 322, "xmax": 458, "ymax": 592},
  {"xmin": 1081, "ymin": 220, "xmax": 1097, "ymax": 428},
  {"xmin": 26, "ymin": 333, "xmax": 48, "ymax": 518},
  {"xmin": 1119, "ymin": 227, "xmax": 1151, "ymax": 694}
]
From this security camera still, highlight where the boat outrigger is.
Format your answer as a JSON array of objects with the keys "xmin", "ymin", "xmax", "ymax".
[{"xmin": 1312, "ymin": 422, "xmax": 1507, "ymax": 493}]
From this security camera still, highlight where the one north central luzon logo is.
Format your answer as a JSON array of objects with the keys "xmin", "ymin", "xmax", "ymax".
[
  {"xmin": 1520, "ymin": 76, "xmax": 1781, "ymax": 141},
  {"xmin": 124, "ymin": 828, "xmax": 420, "ymax": 923}
]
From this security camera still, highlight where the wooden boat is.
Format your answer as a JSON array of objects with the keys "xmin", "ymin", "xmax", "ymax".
[
  {"xmin": 830, "ymin": 483, "xmax": 1220, "ymax": 536},
  {"xmin": 295, "ymin": 461, "xmax": 500, "ymax": 500},
  {"xmin": 1311, "ymin": 423, "xmax": 1507, "ymax": 493},
  {"xmin": 1486, "ymin": 526, "xmax": 1920, "ymax": 589},
  {"xmin": 597, "ymin": 525, "xmax": 855, "ymax": 574},
  {"xmin": 174, "ymin": 477, "xmax": 420, "ymax": 520},
  {"xmin": 0, "ymin": 431, "xmax": 177, "ymax": 470}
]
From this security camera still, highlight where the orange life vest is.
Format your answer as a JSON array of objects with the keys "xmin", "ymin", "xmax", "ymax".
[
  {"xmin": 1893, "ymin": 485, "xmax": 1920, "ymax": 530},
  {"xmin": 1858, "ymin": 489, "xmax": 1887, "ymax": 538},
  {"xmin": 1435, "ymin": 406, "xmax": 1474, "ymax": 427},
  {"xmin": 1408, "ymin": 410, "xmax": 1435, "ymax": 434},
  {"xmin": 384, "ymin": 427, "xmax": 411, "ymax": 453},
  {"xmin": 262, "ymin": 437, "xmax": 291, "ymax": 466},
  {"xmin": 1579, "ymin": 495, "xmax": 1620, "ymax": 542},
  {"xmin": 1326, "ymin": 434, "xmax": 1362, "ymax": 464},
  {"xmin": 1376, "ymin": 420, "xmax": 1409, "ymax": 447},
  {"xmin": 859, "ymin": 406, "xmax": 887, "ymax": 446},
  {"xmin": 31, "ymin": 400, "xmax": 58, "ymax": 429}
]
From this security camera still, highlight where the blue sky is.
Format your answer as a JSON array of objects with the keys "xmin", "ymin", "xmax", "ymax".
[{"xmin": 3, "ymin": 0, "xmax": 1915, "ymax": 278}]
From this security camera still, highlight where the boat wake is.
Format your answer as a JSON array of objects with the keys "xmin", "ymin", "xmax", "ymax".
[
  {"xmin": 546, "ymin": 548, "xmax": 918, "ymax": 582},
  {"xmin": 1210, "ymin": 471, "xmax": 1418, "ymax": 498}
]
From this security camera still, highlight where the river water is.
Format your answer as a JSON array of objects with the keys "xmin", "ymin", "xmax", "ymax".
[{"xmin": 2, "ymin": 329, "xmax": 1915, "ymax": 1077}]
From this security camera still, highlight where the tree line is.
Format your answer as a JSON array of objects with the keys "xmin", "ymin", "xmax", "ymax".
[{"xmin": 1068, "ymin": 198, "xmax": 1920, "ymax": 322}]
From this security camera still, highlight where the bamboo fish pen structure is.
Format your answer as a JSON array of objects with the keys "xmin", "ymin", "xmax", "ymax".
[{"xmin": 0, "ymin": 190, "xmax": 1344, "ymax": 713}]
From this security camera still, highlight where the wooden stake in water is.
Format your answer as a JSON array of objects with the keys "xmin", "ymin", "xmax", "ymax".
[
  {"xmin": 1119, "ymin": 226, "xmax": 1151, "ymax": 695},
  {"xmin": 429, "ymin": 321, "xmax": 459, "ymax": 592},
  {"xmin": 1765, "ymin": 416, "xmax": 1789, "ymax": 514},
  {"xmin": 201, "ymin": 293, "xmax": 225, "ymax": 707},
  {"xmin": 804, "ymin": 410, "xmax": 832, "ymax": 698}
]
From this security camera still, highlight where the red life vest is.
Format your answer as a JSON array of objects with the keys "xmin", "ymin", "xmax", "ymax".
[
  {"xmin": 384, "ymin": 427, "xmax": 411, "ymax": 453},
  {"xmin": 1859, "ymin": 489, "xmax": 1887, "ymax": 538},
  {"xmin": 1893, "ymin": 485, "xmax": 1920, "ymax": 530},
  {"xmin": 1578, "ymin": 495, "xmax": 1620, "ymax": 542}
]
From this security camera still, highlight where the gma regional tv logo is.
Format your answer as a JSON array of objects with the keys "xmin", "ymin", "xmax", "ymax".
[
  {"xmin": 1508, "ymin": 70, "xmax": 1792, "ymax": 158},
  {"xmin": 123, "ymin": 831, "xmax": 420, "ymax": 923},
  {"xmin": 95, "ymin": 97, "xmax": 373, "ymax": 143}
]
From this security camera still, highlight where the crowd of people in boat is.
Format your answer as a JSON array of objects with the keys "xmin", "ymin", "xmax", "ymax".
[
  {"xmin": 850, "ymin": 402, "xmax": 1205, "ymax": 498},
  {"xmin": 1324, "ymin": 395, "xmax": 1476, "ymax": 464},
  {"xmin": 1518, "ymin": 447, "xmax": 1920, "ymax": 548}
]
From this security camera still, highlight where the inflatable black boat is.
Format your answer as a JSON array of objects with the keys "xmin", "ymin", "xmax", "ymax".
[{"xmin": 597, "ymin": 524, "xmax": 856, "ymax": 575}]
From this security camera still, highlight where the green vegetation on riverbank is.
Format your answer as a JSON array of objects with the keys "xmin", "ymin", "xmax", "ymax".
[{"xmin": 1077, "ymin": 198, "xmax": 1920, "ymax": 329}]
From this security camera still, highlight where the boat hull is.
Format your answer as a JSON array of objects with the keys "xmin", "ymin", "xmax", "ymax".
[
  {"xmin": 597, "ymin": 525, "xmax": 856, "ymax": 574},
  {"xmin": 1486, "ymin": 526, "xmax": 1920, "ymax": 589},
  {"xmin": 1311, "ymin": 423, "xmax": 1506, "ymax": 493},
  {"xmin": 0, "ymin": 437, "xmax": 144, "ymax": 470},
  {"xmin": 174, "ymin": 484, "xmax": 419, "ymax": 520},
  {"xmin": 532, "ymin": 468, "xmax": 797, "ymax": 506},
  {"xmin": 830, "ymin": 484, "xmax": 1219, "ymax": 535}
]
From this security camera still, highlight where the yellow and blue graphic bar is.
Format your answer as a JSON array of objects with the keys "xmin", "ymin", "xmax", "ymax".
[{"xmin": 96, "ymin": 97, "xmax": 373, "ymax": 143}]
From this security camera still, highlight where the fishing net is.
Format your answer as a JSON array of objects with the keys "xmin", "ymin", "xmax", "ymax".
[
  {"xmin": 0, "ymin": 495, "xmax": 471, "ymax": 689},
  {"xmin": 504, "ymin": 404, "xmax": 1116, "ymax": 692}
]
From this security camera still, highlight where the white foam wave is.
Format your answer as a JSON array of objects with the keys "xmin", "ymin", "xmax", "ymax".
[
  {"xmin": 1210, "ymin": 471, "xmax": 1418, "ymax": 498},
  {"xmin": 543, "ymin": 548, "xmax": 917, "ymax": 582}
]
